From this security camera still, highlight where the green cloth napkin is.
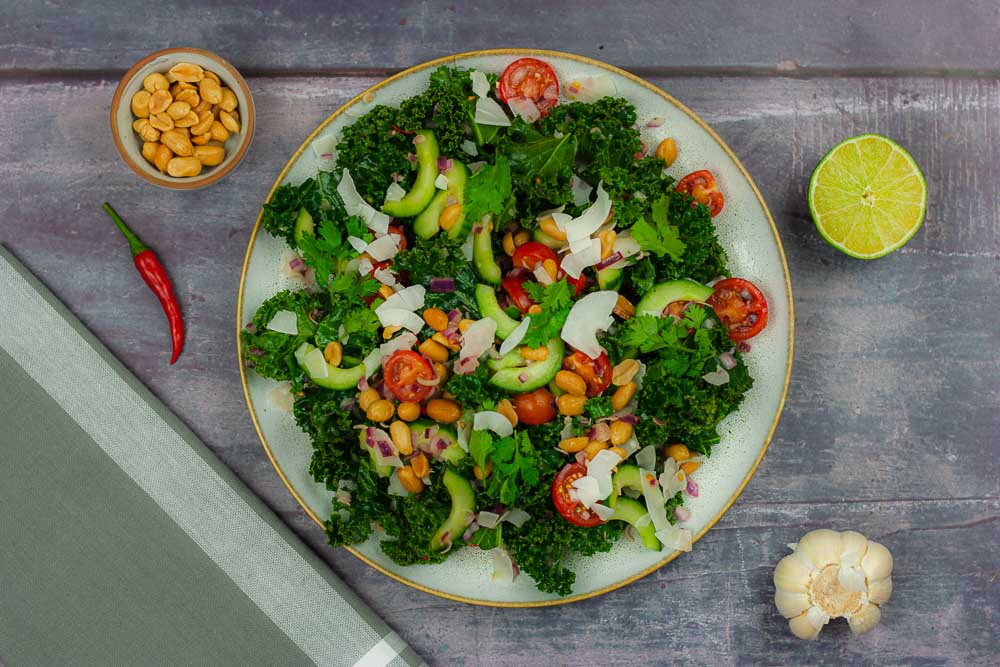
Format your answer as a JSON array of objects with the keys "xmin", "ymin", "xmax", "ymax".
[{"xmin": 0, "ymin": 247, "xmax": 424, "ymax": 667}]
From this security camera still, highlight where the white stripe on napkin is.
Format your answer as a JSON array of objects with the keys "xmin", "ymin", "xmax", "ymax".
[
  {"xmin": 0, "ymin": 256, "xmax": 386, "ymax": 667},
  {"xmin": 354, "ymin": 632, "xmax": 403, "ymax": 667}
]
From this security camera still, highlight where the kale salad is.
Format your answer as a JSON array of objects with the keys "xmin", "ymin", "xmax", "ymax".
[{"xmin": 243, "ymin": 57, "xmax": 770, "ymax": 595}]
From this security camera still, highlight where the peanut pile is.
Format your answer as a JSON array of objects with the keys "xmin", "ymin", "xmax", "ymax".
[{"xmin": 129, "ymin": 62, "xmax": 241, "ymax": 178}]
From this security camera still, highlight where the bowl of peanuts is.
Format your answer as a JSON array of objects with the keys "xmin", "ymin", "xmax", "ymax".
[{"xmin": 111, "ymin": 47, "xmax": 254, "ymax": 189}]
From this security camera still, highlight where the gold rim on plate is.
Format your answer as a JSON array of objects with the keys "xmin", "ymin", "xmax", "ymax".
[{"xmin": 237, "ymin": 49, "xmax": 795, "ymax": 607}]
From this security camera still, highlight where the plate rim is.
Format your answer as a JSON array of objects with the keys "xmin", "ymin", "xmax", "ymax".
[{"xmin": 237, "ymin": 48, "xmax": 795, "ymax": 607}]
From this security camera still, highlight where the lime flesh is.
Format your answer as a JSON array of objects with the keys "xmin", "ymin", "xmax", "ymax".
[{"xmin": 808, "ymin": 134, "xmax": 927, "ymax": 259}]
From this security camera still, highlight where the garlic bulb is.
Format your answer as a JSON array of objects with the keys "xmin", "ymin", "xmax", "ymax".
[{"xmin": 773, "ymin": 529, "xmax": 893, "ymax": 640}]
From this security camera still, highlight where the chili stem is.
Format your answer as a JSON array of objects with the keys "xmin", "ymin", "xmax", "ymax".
[{"xmin": 102, "ymin": 202, "xmax": 148, "ymax": 257}]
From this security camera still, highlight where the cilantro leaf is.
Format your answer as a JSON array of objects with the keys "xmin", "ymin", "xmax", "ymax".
[
  {"xmin": 631, "ymin": 195, "xmax": 686, "ymax": 261},
  {"xmin": 469, "ymin": 430, "xmax": 494, "ymax": 474},
  {"xmin": 521, "ymin": 279, "xmax": 573, "ymax": 348},
  {"xmin": 298, "ymin": 215, "xmax": 371, "ymax": 288},
  {"xmin": 463, "ymin": 155, "xmax": 513, "ymax": 225}
]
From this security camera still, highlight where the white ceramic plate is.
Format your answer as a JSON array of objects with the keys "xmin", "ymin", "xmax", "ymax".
[{"xmin": 238, "ymin": 50, "xmax": 793, "ymax": 606}]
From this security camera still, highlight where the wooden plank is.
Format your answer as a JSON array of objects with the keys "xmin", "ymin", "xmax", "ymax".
[
  {"xmin": 1, "ymin": 73, "xmax": 997, "ymax": 665},
  {"xmin": 4, "ymin": 1, "xmax": 1000, "ymax": 75}
]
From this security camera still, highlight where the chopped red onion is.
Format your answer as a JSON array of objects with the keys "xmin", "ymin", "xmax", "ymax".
[
  {"xmin": 463, "ymin": 523, "xmax": 479, "ymax": 543},
  {"xmin": 589, "ymin": 422, "xmax": 611, "ymax": 443},
  {"xmin": 738, "ymin": 341, "xmax": 752, "ymax": 353},
  {"xmin": 674, "ymin": 506, "xmax": 692, "ymax": 522},
  {"xmin": 594, "ymin": 251, "xmax": 623, "ymax": 271},
  {"xmin": 719, "ymin": 352, "xmax": 737, "ymax": 370},
  {"xmin": 429, "ymin": 277, "xmax": 456, "ymax": 292},
  {"xmin": 249, "ymin": 347, "xmax": 265, "ymax": 357},
  {"xmin": 437, "ymin": 156, "xmax": 453, "ymax": 172},
  {"xmin": 652, "ymin": 416, "xmax": 666, "ymax": 427},
  {"xmin": 646, "ymin": 117, "xmax": 666, "ymax": 128},
  {"xmin": 542, "ymin": 83, "xmax": 558, "ymax": 100},
  {"xmin": 406, "ymin": 153, "xmax": 417, "ymax": 163},
  {"xmin": 244, "ymin": 322, "xmax": 257, "ymax": 334},
  {"xmin": 739, "ymin": 289, "xmax": 752, "ymax": 301},
  {"xmin": 416, "ymin": 375, "xmax": 441, "ymax": 387},
  {"xmin": 616, "ymin": 413, "xmax": 639, "ymax": 425},
  {"xmin": 289, "ymin": 257, "xmax": 304, "ymax": 271},
  {"xmin": 518, "ymin": 373, "xmax": 529, "ymax": 383},
  {"xmin": 686, "ymin": 478, "xmax": 699, "ymax": 497},
  {"xmin": 357, "ymin": 376, "xmax": 370, "ymax": 391}
]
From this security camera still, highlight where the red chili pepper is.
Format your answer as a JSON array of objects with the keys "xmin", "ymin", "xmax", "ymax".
[{"xmin": 102, "ymin": 203, "xmax": 185, "ymax": 365}]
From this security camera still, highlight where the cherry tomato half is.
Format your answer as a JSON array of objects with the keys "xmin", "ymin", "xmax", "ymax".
[
  {"xmin": 552, "ymin": 462, "xmax": 606, "ymax": 527},
  {"xmin": 558, "ymin": 267, "xmax": 587, "ymax": 296},
  {"xmin": 383, "ymin": 350, "xmax": 436, "ymax": 403},
  {"xmin": 512, "ymin": 242, "xmax": 558, "ymax": 271},
  {"xmin": 512, "ymin": 388, "xmax": 557, "ymax": 425},
  {"xmin": 498, "ymin": 58, "xmax": 560, "ymax": 113},
  {"xmin": 562, "ymin": 351, "xmax": 612, "ymax": 397},
  {"xmin": 501, "ymin": 275, "xmax": 535, "ymax": 314},
  {"xmin": 707, "ymin": 278, "xmax": 768, "ymax": 341},
  {"xmin": 676, "ymin": 170, "xmax": 724, "ymax": 217}
]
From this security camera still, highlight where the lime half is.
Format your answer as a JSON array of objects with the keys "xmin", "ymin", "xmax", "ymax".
[{"xmin": 808, "ymin": 134, "xmax": 927, "ymax": 259}]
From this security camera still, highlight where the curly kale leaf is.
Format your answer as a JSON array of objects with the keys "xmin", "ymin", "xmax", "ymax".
[
  {"xmin": 400, "ymin": 66, "xmax": 500, "ymax": 157},
  {"xmin": 325, "ymin": 461, "xmax": 399, "ymax": 547},
  {"xmin": 313, "ymin": 273, "xmax": 381, "ymax": 360},
  {"xmin": 539, "ymin": 97, "xmax": 642, "ymax": 183},
  {"xmin": 497, "ymin": 120, "xmax": 578, "ymax": 221},
  {"xmin": 379, "ymin": 469, "xmax": 456, "ymax": 566},
  {"xmin": 393, "ymin": 235, "xmax": 481, "ymax": 317},
  {"xmin": 443, "ymin": 362, "xmax": 504, "ymax": 410},
  {"xmin": 262, "ymin": 170, "xmax": 354, "ymax": 248},
  {"xmin": 335, "ymin": 105, "xmax": 419, "ymax": 205},
  {"xmin": 241, "ymin": 290, "xmax": 325, "ymax": 386},
  {"xmin": 294, "ymin": 389, "xmax": 361, "ymax": 489}
]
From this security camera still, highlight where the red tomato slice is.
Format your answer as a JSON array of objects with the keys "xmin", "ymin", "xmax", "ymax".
[
  {"xmin": 501, "ymin": 276, "xmax": 535, "ymax": 314},
  {"xmin": 513, "ymin": 388, "xmax": 557, "ymax": 425},
  {"xmin": 552, "ymin": 463, "xmax": 606, "ymax": 527},
  {"xmin": 707, "ymin": 278, "xmax": 768, "ymax": 341},
  {"xmin": 498, "ymin": 58, "xmax": 560, "ymax": 112},
  {"xmin": 512, "ymin": 242, "xmax": 558, "ymax": 271},
  {"xmin": 383, "ymin": 350, "xmax": 435, "ymax": 403},
  {"xmin": 676, "ymin": 170, "xmax": 724, "ymax": 217},
  {"xmin": 562, "ymin": 351, "xmax": 612, "ymax": 397}
]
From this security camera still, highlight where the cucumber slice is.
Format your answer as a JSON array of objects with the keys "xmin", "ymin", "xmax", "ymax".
[
  {"xmin": 634, "ymin": 280, "xmax": 714, "ymax": 317},
  {"xmin": 430, "ymin": 468, "xmax": 476, "ymax": 551},
  {"xmin": 293, "ymin": 207, "xmax": 314, "ymax": 246},
  {"xmin": 475, "ymin": 284, "xmax": 520, "ymax": 339},
  {"xmin": 488, "ymin": 337, "xmax": 565, "ymax": 393},
  {"xmin": 610, "ymin": 496, "xmax": 660, "ymax": 551},
  {"xmin": 294, "ymin": 342, "xmax": 364, "ymax": 390},
  {"xmin": 532, "ymin": 227, "xmax": 563, "ymax": 249},
  {"xmin": 473, "ymin": 222, "xmax": 501, "ymax": 284},
  {"xmin": 382, "ymin": 130, "xmax": 439, "ymax": 218},
  {"xmin": 413, "ymin": 162, "xmax": 470, "ymax": 240},
  {"xmin": 596, "ymin": 266, "xmax": 623, "ymax": 290}
]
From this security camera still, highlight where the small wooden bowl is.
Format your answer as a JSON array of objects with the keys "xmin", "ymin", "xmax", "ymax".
[{"xmin": 111, "ymin": 47, "xmax": 255, "ymax": 190}]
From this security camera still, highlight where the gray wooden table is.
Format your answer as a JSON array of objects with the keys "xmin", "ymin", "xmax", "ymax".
[{"xmin": 2, "ymin": 1, "xmax": 997, "ymax": 664}]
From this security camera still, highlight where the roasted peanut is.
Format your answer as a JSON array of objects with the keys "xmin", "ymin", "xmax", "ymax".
[
  {"xmin": 161, "ymin": 129, "xmax": 194, "ymax": 157},
  {"xmin": 584, "ymin": 440, "xmax": 609, "ymax": 460},
  {"xmin": 193, "ymin": 98, "xmax": 213, "ymax": 115},
  {"xmin": 190, "ymin": 110, "xmax": 214, "ymax": 136},
  {"xmin": 665, "ymin": 443, "xmax": 691, "ymax": 462},
  {"xmin": 153, "ymin": 144, "xmax": 173, "ymax": 173},
  {"xmin": 611, "ymin": 381, "xmax": 637, "ymax": 410},
  {"xmin": 458, "ymin": 318, "xmax": 475, "ymax": 333},
  {"xmin": 608, "ymin": 446, "xmax": 628, "ymax": 460},
  {"xmin": 377, "ymin": 284, "xmax": 395, "ymax": 300},
  {"xmin": 166, "ymin": 156, "xmax": 202, "ymax": 178},
  {"xmin": 613, "ymin": 294, "xmax": 635, "ymax": 319},
  {"xmin": 165, "ymin": 100, "xmax": 191, "ymax": 120},
  {"xmin": 422, "ymin": 307, "xmax": 449, "ymax": 332},
  {"xmin": 502, "ymin": 231, "xmax": 516, "ymax": 256},
  {"xmin": 598, "ymin": 229, "xmax": 617, "ymax": 260},
  {"xmin": 433, "ymin": 361, "xmax": 448, "ymax": 383},
  {"xmin": 142, "ymin": 72, "xmax": 170, "ymax": 93},
  {"xmin": 527, "ymin": 304, "xmax": 542, "ymax": 315},
  {"xmin": 389, "ymin": 420, "xmax": 413, "ymax": 455},
  {"xmin": 131, "ymin": 90, "xmax": 151, "ymax": 117},
  {"xmin": 432, "ymin": 332, "xmax": 460, "ymax": 352},
  {"xmin": 655, "ymin": 138, "xmax": 678, "ymax": 166},
  {"xmin": 426, "ymin": 398, "xmax": 460, "ymax": 423},
  {"xmin": 141, "ymin": 141, "xmax": 158, "ymax": 164},
  {"xmin": 542, "ymin": 258, "xmax": 558, "ymax": 282},
  {"xmin": 199, "ymin": 77, "xmax": 222, "ymax": 105},
  {"xmin": 175, "ymin": 88, "xmax": 200, "ymax": 107},
  {"xmin": 680, "ymin": 461, "xmax": 700, "ymax": 475},
  {"xmin": 439, "ymin": 203, "xmax": 462, "ymax": 231},
  {"xmin": 418, "ymin": 338, "xmax": 449, "ymax": 363},
  {"xmin": 132, "ymin": 118, "xmax": 160, "ymax": 142},
  {"xmin": 410, "ymin": 452, "xmax": 430, "ymax": 478},
  {"xmin": 397, "ymin": 466, "xmax": 424, "ymax": 494},
  {"xmin": 191, "ymin": 132, "xmax": 212, "ymax": 146},
  {"xmin": 219, "ymin": 109, "xmax": 240, "ymax": 133},
  {"xmin": 148, "ymin": 89, "xmax": 172, "ymax": 115},
  {"xmin": 609, "ymin": 420, "xmax": 633, "ymax": 446},
  {"xmin": 496, "ymin": 398, "xmax": 518, "ymax": 428},
  {"xmin": 174, "ymin": 110, "xmax": 199, "ymax": 128},
  {"xmin": 170, "ymin": 81, "xmax": 196, "ymax": 96},
  {"xmin": 521, "ymin": 344, "xmax": 548, "ymax": 361},
  {"xmin": 539, "ymin": 216, "xmax": 567, "ymax": 241},
  {"xmin": 148, "ymin": 112, "xmax": 174, "ymax": 132},
  {"xmin": 513, "ymin": 229, "xmax": 531, "ymax": 247},
  {"xmin": 209, "ymin": 120, "xmax": 230, "ymax": 143},
  {"xmin": 358, "ymin": 388, "xmax": 381, "ymax": 411},
  {"xmin": 612, "ymin": 359, "xmax": 640, "ymax": 386},
  {"xmin": 219, "ymin": 87, "xmax": 238, "ymax": 112},
  {"xmin": 323, "ymin": 342, "xmax": 343, "ymax": 367},
  {"xmin": 397, "ymin": 401, "xmax": 421, "ymax": 422},
  {"xmin": 168, "ymin": 62, "xmax": 204, "ymax": 83},
  {"xmin": 193, "ymin": 144, "xmax": 225, "ymax": 166},
  {"xmin": 557, "ymin": 393, "xmax": 586, "ymax": 416},
  {"xmin": 473, "ymin": 462, "xmax": 493, "ymax": 480},
  {"xmin": 366, "ymin": 399, "xmax": 395, "ymax": 423},
  {"xmin": 202, "ymin": 69, "xmax": 221, "ymax": 84},
  {"xmin": 558, "ymin": 436, "xmax": 590, "ymax": 453},
  {"xmin": 555, "ymin": 370, "xmax": 588, "ymax": 396}
]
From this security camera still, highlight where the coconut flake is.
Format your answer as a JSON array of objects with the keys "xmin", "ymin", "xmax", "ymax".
[
  {"xmin": 457, "ymin": 318, "xmax": 497, "ymax": 373},
  {"xmin": 377, "ymin": 284, "xmax": 426, "ymax": 312},
  {"xmin": 564, "ymin": 182, "xmax": 611, "ymax": 244},
  {"xmin": 435, "ymin": 173, "xmax": 450, "ymax": 190},
  {"xmin": 461, "ymin": 140, "xmax": 479, "ymax": 156},
  {"xmin": 384, "ymin": 181, "xmax": 407, "ymax": 203},
  {"xmin": 702, "ymin": 367, "xmax": 731, "ymax": 386},
  {"xmin": 491, "ymin": 548, "xmax": 516, "ymax": 583},
  {"xmin": 508, "ymin": 96, "xmax": 541, "ymax": 123},
  {"xmin": 591, "ymin": 502, "xmax": 616, "ymax": 522},
  {"xmin": 373, "ymin": 266, "xmax": 396, "ymax": 287},
  {"xmin": 473, "ymin": 410, "xmax": 514, "ymax": 438},
  {"xmin": 560, "ymin": 290, "xmax": 617, "ymax": 359},
  {"xmin": 376, "ymin": 308, "xmax": 424, "ymax": 333},
  {"xmin": 498, "ymin": 316, "xmax": 530, "ymax": 356},
  {"xmin": 310, "ymin": 134, "xmax": 337, "ymax": 166},
  {"xmin": 460, "ymin": 229, "xmax": 475, "ymax": 260},
  {"xmin": 477, "ymin": 511, "xmax": 501, "ymax": 529},
  {"xmin": 636, "ymin": 445, "xmax": 656, "ymax": 471},
  {"xmin": 565, "ymin": 74, "xmax": 619, "ymax": 103},
  {"xmin": 347, "ymin": 236, "xmax": 369, "ymax": 254},
  {"xmin": 655, "ymin": 525, "xmax": 693, "ymax": 552},
  {"xmin": 641, "ymin": 468, "xmax": 671, "ymax": 535},
  {"xmin": 587, "ymin": 448, "xmax": 623, "ymax": 499},
  {"xmin": 570, "ymin": 175, "xmax": 593, "ymax": 207},
  {"xmin": 570, "ymin": 475, "xmax": 603, "ymax": 509},
  {"xmin": 268, "ymin": 382, "xmax": 294, "ymax": 412},
  {"xmin": 357, "ymin": 257, "xmax": 374, "ymax": 276},
  {"xmin": 560, "ymin": 238, "xmax": 602, "ymax": 279},
  {"xmin": 379, "ymin": 331, "xmax": 417, "ymax": 359},
  {"xmin": 659, "ymin": 459, "xmax": 688, "ymax": 497},
  {"xmin": 456, "ymin": 411, "xmax": 473, "ymax": 452},
  {"xmin": 501, "ymin": 508, "xmax": 531, "ymax": 527},
  {"xmin": 387, "ymin": 470, "xmax": 411, "ymax": 497},
  {"xmin": 362, "ymin": 347, "xmax": 382, "ymax": 377},
  {"xmin": 470, "ymin": 70, "xmax": 512, "ymax": 127},
  {"xmin": 365, "ymin": 234, "xmax": 399, "ymax": 262},
  {"xmin": 337, "ymin": 169, "xmax": 390, "ymax": 234},
  {"xmin": 265, "ymin": 310, "xmax": 298, "ymax": 335}
]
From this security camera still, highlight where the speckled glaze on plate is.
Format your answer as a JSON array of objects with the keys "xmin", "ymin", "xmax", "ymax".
[{"xmin": 237, "ymin": 50, "xmax": 794, "ymax": 606}]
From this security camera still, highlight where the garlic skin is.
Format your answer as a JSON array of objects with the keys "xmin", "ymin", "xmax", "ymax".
[{"xmin": 773, "ymin": 528, "xmax": 893, "ymax": 640}]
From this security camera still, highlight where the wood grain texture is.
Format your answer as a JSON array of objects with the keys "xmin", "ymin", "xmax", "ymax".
[
  {"xmin": 4, "ymin": 1, "xmax": 1000, "ymax": 75},
  {"xmin": 1, "ymin": 44, "xmax": 998, "ymax": 667}
]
